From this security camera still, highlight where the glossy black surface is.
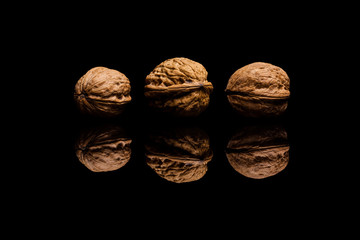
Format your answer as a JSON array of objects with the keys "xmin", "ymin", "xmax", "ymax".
[
  {"xmin": 23, "ymin": 6, "xmax": 339, "ymax": 235},
  {"xmin": 43, "ymin": 53, "xmax": 312, "ymax": 203},
  {"xmin": 40, "ymin": 30, "xmax": 313, "ymax": 196}
]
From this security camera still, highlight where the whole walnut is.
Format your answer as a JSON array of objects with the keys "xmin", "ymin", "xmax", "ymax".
[
  {"xmin": 225, "ymin": 62, "xmax": 290, "ymax": 117},
  {"xmin": 225, "ymin": 124, "xmax": 289, "ymax": 179},
  {"xmin": 74, "ymin": 67, "xmax": 131, "ymax": 117},
  {"xmin": 144, "ymin": 57, "xmax": 213, "ymax": 116},
  {"xmin": 145, "ymin": 127, "xmax": 213, "ymax": 183},
  {"xmin": 75, "ymin": 124, "xmax": 132, "ymax": 172}
]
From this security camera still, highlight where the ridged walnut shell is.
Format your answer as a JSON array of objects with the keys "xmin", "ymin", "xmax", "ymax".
[
  {"xmin": 226, "ymin": 124, "xmax": 289, "ymax": 179},
  {"xmin": 225, "ymin": 62, "xmax": 290, "ymax": 117},
  {"xmin": 74, "ymin": 67, "xmax": 131, "ymax": 117},
  {"xmin": 75, "ymin": 125, "xmax": 132, "ymax": 172},
  {"xmin": 145, "ymin": 127, "xmax": 213, "ymax": 183},
  {"xmin": 144, "ymin": 57, "xmax": 213, "ymax": 116}
]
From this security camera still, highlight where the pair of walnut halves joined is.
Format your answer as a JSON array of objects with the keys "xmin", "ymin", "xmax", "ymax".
[
  {"xmin": 74, "ymin": 58, "xmax": 290, "ymax": 117},
  {"xmin": 74, "ymin": 67, "xmax": 132, "ymax": 117},
  {"xmin": 225, "ymin": 62, "xmax": 290, "ymax": 117}
]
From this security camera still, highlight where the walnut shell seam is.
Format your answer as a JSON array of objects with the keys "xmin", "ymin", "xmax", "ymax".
[
  {"xmin": 226, "ymin": 144, "xmax": 289, "ymax": 154},
  {"xmin": 74, "ymin": 93, "xmax": 132, "ymax": 104},
  {"xmin": 225, "ymin": 89, "xmax": 290, "ymax": 100},
  {"xmin": 144, "ymin": 82, "xmax": 213, "ymax": 97},
  {"xmin": 146, "ymin": 153, "xmax": 213, "ymax": 164}
]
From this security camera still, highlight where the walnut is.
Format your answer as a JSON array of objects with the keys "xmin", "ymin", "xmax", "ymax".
[
  {"xmin": 145, "ymin": 127, "xmax": 213, "ymax": 183},
  {"xmin": 144, "ymin": 57, "xmax": 213, "ymax": 116},
  {"xmin": 225, "ymin": 62, "xmax": 290, "ymax": 117},
  {"xmin": 74, "ymin": 67, "xmax": 131, "ymax": 117},
  {"xmin": 225, "ymin": 124, "xmax": 289, "ymax": 179},
  {"xmin": 75, "ymin": 124, "xmax": 132, "ymax": 172}
]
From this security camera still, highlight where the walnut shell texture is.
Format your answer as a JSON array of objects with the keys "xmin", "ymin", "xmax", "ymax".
[
  {"xmin": 145, "ymin": 127, "xmax": 213, "ymax": 183},
  {"xmin": 225, "ymin": 62, "xmax": 290, "ymax": 117},
  {"xmin": 145, "ymin": 57, "xmax": 213, "ymax": 116},
  {"xmin": 226, "ymin": 124, "xmax": 289, "ymax": 179},
  {"xmin": 75, "ymin": 125, "xmax": 132, "ymax": 172},
  {"xmin": 74, "ymin": 67, "xmax": 131, "ymax": 117}
]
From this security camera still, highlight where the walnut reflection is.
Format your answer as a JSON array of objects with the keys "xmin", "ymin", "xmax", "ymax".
[
  {"xmin": 226, "ymin": 124, "xmax": 289, "ymax": 179},
  {"xmin": 145, "ymin": 127, "xmax": 213, "ymax": 183},
  {"xmin": 75, "ymin": 124, "xmax": 132, "ymax": 172}
]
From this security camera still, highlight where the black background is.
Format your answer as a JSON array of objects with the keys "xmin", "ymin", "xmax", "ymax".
[{"xmin": 18, "ymin": 3, "xmax": 348, "ymax": 236}]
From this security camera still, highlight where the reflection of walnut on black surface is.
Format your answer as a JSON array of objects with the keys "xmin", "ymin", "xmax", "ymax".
[
  {"xmin": 145, "ymin": 127, "xmax": 213, "ymax": 183},
  {"xmin": 226, "ymin": 124, "xmax": 289, "ymax": 179},
  {"xmin": 75, "ymin": 125, "xmax": 132, "ymax": 172}
]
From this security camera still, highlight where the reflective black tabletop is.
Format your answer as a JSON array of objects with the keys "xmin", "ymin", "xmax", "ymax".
[{"xmin": 20, "ymin": 13, "xmax": 340, "ymax": 235}]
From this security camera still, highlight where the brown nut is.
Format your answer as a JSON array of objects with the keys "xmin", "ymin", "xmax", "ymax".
[
  {"xmin": 225, "ymin": 62, "xmax": 290, "ymax": 117},
  {"xmin": 75, "ymin": 124, "xmax": 132, "ymax": 172},
  {"xmin": 74, "ymin": 67, "xmax": 131, "ymax": 117},
  {"xmin": 145, "ymin": 127, "xmax": 213, "ymax": 183},
  {"xmin": 225, "ymin": 124, "xmax": 289, "ymax": 179},
  {"xmin": 144, "ymin": 57, "xmax": 213, "ymax": 116}
]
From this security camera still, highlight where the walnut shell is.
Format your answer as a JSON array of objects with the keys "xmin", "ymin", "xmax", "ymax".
[
  {"xmin": 75, "ymin": 125, "xmax": 132, "ymax": 172},
  {"xmin": 74, "ymin": 67, "xmax": 131, "ymax": 117},
  {"xmin": 144, "ymin": 57, "xmax": 213, "ymax": 116},
  {"xmin": 226, "ymin": 124, "xmax": 289, "ymax": 179},
  {"xmin": 225, "ymin": 62, "xmax": 290, "ymax": 117},
  {"xmin": 145, "ymin": 127, "xmax": 213, "ymax": 183}
]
